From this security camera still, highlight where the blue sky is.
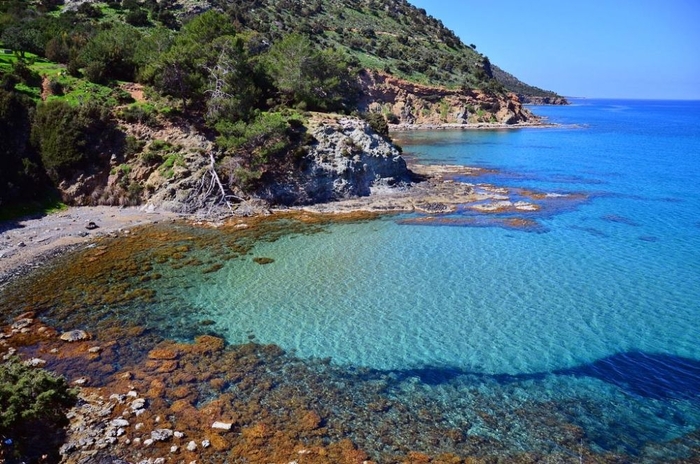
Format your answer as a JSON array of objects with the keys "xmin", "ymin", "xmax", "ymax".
[{"xmin": 408, "ymin": 0, "xmax": 700, "ymax": 100}]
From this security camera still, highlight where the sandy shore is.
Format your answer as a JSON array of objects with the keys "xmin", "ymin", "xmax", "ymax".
[{"xmin": 0, "ymin": 206, "xmax": 181, "ymax": 285}]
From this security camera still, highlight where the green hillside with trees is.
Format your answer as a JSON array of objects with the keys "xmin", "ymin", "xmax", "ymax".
[{"xmin": 0, "ymin": 0, "xmax": 564, "ymax": 214}]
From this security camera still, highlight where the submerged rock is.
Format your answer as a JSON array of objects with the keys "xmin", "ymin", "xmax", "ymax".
[
  {"xmin": 59, "ymin": 329, "xmax": 90, "ymax": 342},
  {"xmin": 151, "ymin": 429, "xmax": 173, "ymax": 442}
]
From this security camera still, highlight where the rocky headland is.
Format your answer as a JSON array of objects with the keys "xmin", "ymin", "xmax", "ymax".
[{"xmin": 359, "ymin": 71, "xmax": 535, "ymax": 126}]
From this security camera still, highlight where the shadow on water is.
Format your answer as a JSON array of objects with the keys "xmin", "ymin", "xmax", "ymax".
[
  {"xmin": 554, "ymin": 351, "xmax": 700, "ymax": 401},
  {"xmin": 368, "ymin": 351, "xmax": 700, "ymax": 402}
]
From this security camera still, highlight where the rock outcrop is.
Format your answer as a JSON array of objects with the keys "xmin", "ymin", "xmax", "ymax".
[
  {"xmin": 256, "ymin": 116, "xmax": 413, "ymax": 205},
  {"xmin": 518, "ymin": 95, "xmax": 569, "ymax": 105},
  {"xmin": 358, "ymin": 70, "xmax": 535, "ymax": 125}
]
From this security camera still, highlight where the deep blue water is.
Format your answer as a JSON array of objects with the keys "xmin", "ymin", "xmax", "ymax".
[{"xmin": 8, "ymin": 99, "xmax": 700, "ymax": 459}]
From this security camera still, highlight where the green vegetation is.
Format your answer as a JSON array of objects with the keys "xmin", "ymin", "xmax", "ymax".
[
  {"xmin": 31, "ymin": 99, "xmax": 118, "ymax": 183},
  {"xmin": 0, "ymin": 358, "xmax": 77, "ymax": 462},
  {"xmin": 0, "ymin": 0, "xmax": 562, "ymax": 214}
]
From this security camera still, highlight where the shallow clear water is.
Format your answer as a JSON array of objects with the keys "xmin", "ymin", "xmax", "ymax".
[
  {"xmin": 141, "ymin": 100, "xmax": 700, "ymax": 458},
  {"xmin": 6, "ymin": 99, "xmax": 700, "ymax": 459},
  {"xmin": 184, "ymin": 100, "xmax": 700, "ymax": 375}
]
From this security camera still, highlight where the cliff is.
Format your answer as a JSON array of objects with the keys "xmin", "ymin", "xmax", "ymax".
[
  {"xmin": 255, "ymin": 116, "xmax": 412, "ymax": 206},
  {"xmin": 358, "ymin": 71, "xmax": 535, "ymax": 125}
]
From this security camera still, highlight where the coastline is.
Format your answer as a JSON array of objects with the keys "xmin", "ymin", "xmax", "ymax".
[
  {"xmin": 0, "ymin": 206, "xmax": 181, "ymax": 287},
  {"xmin": 0, "ymin": 161, "xmax": 547, "ymax": 287},
  {"xmin": 389, "ymin": 121, "xmax": 560, "ymax": 131}
]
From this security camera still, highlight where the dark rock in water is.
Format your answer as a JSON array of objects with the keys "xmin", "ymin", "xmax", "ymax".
[
  {"xmin": 253, "ymin": 257, "xmax": 275, "ymax": 265},
  {"xmin": 86, "ymin": 221, "xmax": 99, "ymax": 230},
  {"xmin": 199, "ymin": 319, "xmax": 216, "ymax": 326},
  {"xmin": 639, "ymin": 235, "xmax": 659, "ymax": 242}
]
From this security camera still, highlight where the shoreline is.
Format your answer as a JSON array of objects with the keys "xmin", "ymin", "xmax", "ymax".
[
  {"xmin": 0, "ymin": 206, "xmax": 182, "ymax": 286},
  {"xmin": 0, "ymin": 157, "xmax": 571, "ymax": 287},
  {"xmin": 389, "ymin": 121, "xmax": 560, "ymax": 131}
]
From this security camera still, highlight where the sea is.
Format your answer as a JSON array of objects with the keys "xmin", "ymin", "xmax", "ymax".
[{"xmin": 2, "ymin": 99, "xmax": 700, "ymax": 461}]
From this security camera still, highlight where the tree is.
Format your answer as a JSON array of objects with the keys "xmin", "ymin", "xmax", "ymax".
[
  {"xmin": 263, "ymin": 34, "xmax": 358, "ymax": 111},
  {"xmin": 78, "ymin": 23, "xmax": 142, "ymax": 83},
  {"xmin": 1, "ymin": 25, "xmax": 43, "ymax": 57},
  {"xmin": 205, "ymin": 35, "xmax": 259, "ymax": 122},
  {"xmin": 139, "ymin": 11, "xmax": 236, "ymax": 112}
]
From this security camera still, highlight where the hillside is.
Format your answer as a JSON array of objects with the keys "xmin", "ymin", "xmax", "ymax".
[
  {"xmin": 0, "ymin": 0, "xmax": 563, "ymax": 216},
  {"xmin": 492, "ymin": 65, "xmax": 569, "ymax": 105}
]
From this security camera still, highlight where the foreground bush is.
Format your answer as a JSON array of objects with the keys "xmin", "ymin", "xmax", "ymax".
[{"xmin": 0, "ymin": 358, "xmax": 77, "ymax": 462}]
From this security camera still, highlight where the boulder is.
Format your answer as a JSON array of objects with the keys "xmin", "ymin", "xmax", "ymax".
[{"xmin": 59, "ymin": 330, "xmax": 90, "ymax": 342}]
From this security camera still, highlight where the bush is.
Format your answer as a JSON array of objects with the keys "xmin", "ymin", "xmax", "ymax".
[
  {"xmin": 0, "ymin": 89, "xmax": 45, "ymax": 207},
  {"xmin": 124, "ymin": 135, "xmax": 146, "ymax": 158},
  {"xmin": 363, "ymin": 112, "xmax": 389, "ymax": 138},
  {"xmin": 32, "ymin": 100, "xmax": 117, "ymax": 183},
  {"xmin": 0, "ymin": 358, "xmax": 77, "ymax": 462},
  {"xmin": 125, "ymin": 8, "xmax": 151, "ymax": 27},
  {"xmin": 47, "ymin": 78, "xmax": 63, "ymax": 96}
]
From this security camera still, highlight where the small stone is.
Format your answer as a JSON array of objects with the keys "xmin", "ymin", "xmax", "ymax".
[
  {"xmin": 151, "ymin": 429, "xmax": 173, "ymax": 442},
  {"xmin": 11, "ymin": 318, "xmax": 32, "ymax": 330},
  {"xmin": 174, "ymin": 431, "xmax": 184, "ymax": 439},
  {"xmin": 170, "ymin": 445, "xmax": 178, "ymax": 453},
  {"xmin": 110, "ymin": 419, "xmax": 130, "ymax": 427},
  {"xmin": 135, "ymin": 423, "xmax": 144, "ymax": 430},
  {"xmin": 143, "ymin": 438, "xmax": 154, "ymax": 447},
  {"xmin": 133, "ymin": 437, "xmax": 141, "ymax": 445},
  {"xmin": 50, "ymin": 348, "xmax": 59, "ymax": 353},
  {"xmin": 24, "ymin": 358, "xmax": 46, "ymax": 367},
  {"xmin": 154, "ymin": 459, "xmax": 165, "ymax": 464},
  {"xmin": 73, "ymin": 377, "xmax": 88, "ymax": 385},
  {"xmin": 116, "ymin": 428, "xmax": 125, "ymax": 437},
  {"xmin": 131, "ymin": 398, "xmax": 146, "ymax": 411},
  {"xmin": 211, "ymin": 421, "xmax": 232, "ymax": 431},
  {"xmin": 201, "ymin": 439, "xmax": 210, "ymax": 448},
  {"xmin": 127, "ymin": 390, "xmax": 138, "ymax": 397},
  {"xmin": 59, "ymin": 329, "xmax": 90, "ymax": 342},
  {"xmin": 88, "ymin": 346, "xmax": 101, "ymax": 353},
  {"xmin": 186, "ymin": 441, "xmax": 197, "ymax": 451}
]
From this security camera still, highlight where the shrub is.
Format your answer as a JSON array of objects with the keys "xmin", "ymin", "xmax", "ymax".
[
  {"xmin": 125, "ymin": 8, "xmax": 151, "ymax": 27},
  {"xmin": 47, "ymin": 78, "xmax": 63, "ymax": 96},
  {"xmin": 0, "ymin": 358, "xmax": 77, "ymax": 462},
  {"xmin": 32, "ymin": 100, "xmax": 117, "ymax": 183},
  {"xmin": 124, "ymin": 135, "xmax": 146, "ymax": 158},
  {"xmin": 363, "ymin": 112, "xmax": 389, "ymax": 138}
]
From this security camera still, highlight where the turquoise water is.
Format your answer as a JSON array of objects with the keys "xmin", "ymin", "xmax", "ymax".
[
  {"xmin": 190, "ymin": 100, "xmax": 700, "ymax": 375},
  {"xmin": 153, "ymin": 100, "xmax": 700, "ymax": 458},
  {"xmin": 6, "ymin": 99, "xmax": 700, "ymax": 459}
]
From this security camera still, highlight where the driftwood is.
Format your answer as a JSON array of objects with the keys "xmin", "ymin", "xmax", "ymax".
[{"xmin": 186, "ymin": 152, "xmax": 242, "ymax": 218}]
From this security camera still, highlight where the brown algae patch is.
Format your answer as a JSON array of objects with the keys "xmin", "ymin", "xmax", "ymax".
[{"xmin": 0, "ymin": 312, "xmax": 654, "ymax": 464}]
